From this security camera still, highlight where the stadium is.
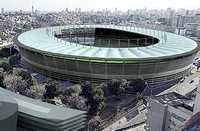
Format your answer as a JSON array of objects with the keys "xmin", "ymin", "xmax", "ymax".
[{"xmin": 13, "ymin": 25, "xmax": 200, "ymax": 85}]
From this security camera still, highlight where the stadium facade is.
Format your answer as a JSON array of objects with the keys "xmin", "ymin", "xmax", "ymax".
[{"xmin": 14, "ymin": 25, "xmax": 200, "ymax": 84}]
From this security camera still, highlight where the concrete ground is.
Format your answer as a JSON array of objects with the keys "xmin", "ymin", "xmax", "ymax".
[{"xmin": 103, "ymin": 105, "xmax": 146, "ymax": 131}]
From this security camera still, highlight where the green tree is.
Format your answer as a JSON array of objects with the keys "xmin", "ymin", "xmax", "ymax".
[
  {"xmin": 65, "ymin": 84, "xmax": 82, "ymax": 96},
  {"xmin": 91, "ymin": 86, "xmax": 106, "ymax": 111},
  {"xmin": 24, "ymin": 84, "xmax": 46, "ymax": 100},
  {"xmin": 3, "ymin": 74, "xmax": 28, "ymax": 95},
  {"xmin": 61, "ymin": 93, "xmax": 89, "ymax": 111},
  {"xmin": 81, "ymin": 81, "xmax": 93, "ymax": 99},
  {"xmin": 44, "ymin": 82, "xmax": 62, "ymax": 99},
  {"xmin": 129, "ymin": 78, "xmax": 147, "ymax": 93},
  {"xmin": 31, "ymin": 76, "xmax": 38, "ymax": 86},
  {"xmin": 81, "ymin": 81, "xmax": 106, "ymax": 111},
  {"xmin": 0, "ymin": 68, "xmax": 5, "ymax": 88},
  {"xmin": 13, "ymin": 68, "xmax": 32, "ymax": 87},
  {"xmin": 108, "ymin": 79, "xmax": 129, "ymax": 97},
  {"xmin": 0, "ymin": 58, "xmax": 12, "ymax": 73},
  {"xmin": 88, "ymin": 116, "xmax": 101, "ymax": 131}
]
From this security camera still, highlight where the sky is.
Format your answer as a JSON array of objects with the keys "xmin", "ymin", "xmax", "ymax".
[{"xmin": 1, "ymin": 0, "xmax": 200, "ymax": 11}]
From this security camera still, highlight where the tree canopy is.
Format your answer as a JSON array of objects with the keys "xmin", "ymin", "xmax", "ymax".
[
  {"xmin": 108, "ymin": 79, "xmax": 129, "ymax": 96},
  {"xmin": 129, "ymin": 78, "xmax": 147, "ymax": 93},
  {"xmin": 81, "ymin": 81, "xmax": 106, "ymax": 111},
  {"xmin": 44, "ymin": 82, "xmax": 62, "ymax": 99}
]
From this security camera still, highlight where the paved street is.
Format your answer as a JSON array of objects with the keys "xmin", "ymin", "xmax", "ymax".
[{"xmin": 159, "ymin": 65, "xmax": 199, "ymax": 96}]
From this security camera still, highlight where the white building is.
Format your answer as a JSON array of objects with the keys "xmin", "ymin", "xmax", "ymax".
[
  {"xmin": 184, "ymin": 23, "xmax": 199, "ymax": 36},
  {"xmin": 145, "ymin": 92, "xmax": 194, "ymax": 131},
  {"xmin": 175, "ymin": 27, "xmax": 186, "ymax": 36}
]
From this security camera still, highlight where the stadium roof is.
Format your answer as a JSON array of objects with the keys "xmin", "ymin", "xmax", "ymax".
[{"xmin": 16, "ymin": 25, "xmax": 199, "ymax": 60}]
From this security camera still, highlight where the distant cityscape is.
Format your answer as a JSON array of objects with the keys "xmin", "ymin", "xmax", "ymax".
[{"xmin": 1, "ymin": 7, "xmax": 200, "ymax": 46}]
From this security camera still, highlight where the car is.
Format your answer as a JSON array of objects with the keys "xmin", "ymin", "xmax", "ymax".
[{"xmin": 190, "ymin": 80, "xmax": 194, "ymax": 84}]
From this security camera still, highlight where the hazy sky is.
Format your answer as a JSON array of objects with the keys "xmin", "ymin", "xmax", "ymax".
[{"xmin": 1, "ymin": 0, "xmax": 200, "ymax": 11}]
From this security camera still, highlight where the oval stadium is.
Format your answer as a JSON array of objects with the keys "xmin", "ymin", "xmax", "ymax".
[{"xmin": 13, "ymin": 25, "xmax": 200, "ymax": 85}]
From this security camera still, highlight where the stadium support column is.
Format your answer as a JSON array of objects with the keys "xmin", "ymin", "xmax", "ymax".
[
  {"xmin": 99, "ymin": 39, "xmax": 101, "ymax": 49},
  {"xmin": 152, "ymin": 37, "xmax": 154, "ymax": 45},
  {"xmin": 118, "ymin": 39, "xmax": 120, "ymax": 48},
  {"xmin": 44, "ymin": 54, "xmax": 51, "ymax": 78},
  {"xmin": 75, "ymin": 58, "xmax": 81, "ymax": 83},
  {"xmin": 145, "ymin": 38, "xmax": 147, "ymax": 48},
  {"xmin": 105, "ymin": 60, "xmax": 108, "ymax": 83},
  {"xmin": 108, "ymin": 39, "xmax": 110, "ymax": 49},
  {"xmin": 63, "ymin": 58, "xmax": 69, "ymax": 81},
  {"xmin": 152, "ymin": 59, "xmax": 159, "ymax": 84},
  {"xmin": 122, "ymin": 60, "xmax": 124, "ymax": 79},
  {"xmin": 35, "ymin": 52, "xmax": 44, "ymax": 82},
  {"xmin": 128, "ymin": 39, "xmax": 130, "ymax": 49},
  {"xmin": 53, "ymin": 56, "xmax": 60, "ymax": 81},
  {"xmin": 89, "ymin": 60, "xmax": 93, "ymax": 83},
  {"xmin": 167, "ymin": 57, "xmax": 173, "ymax": 76},
  {"xmin": 139, "ymin": 60, "xmax": 142, "ymax": 76}
]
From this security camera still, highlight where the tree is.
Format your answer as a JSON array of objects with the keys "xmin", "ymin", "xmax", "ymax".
[
  {"xmin": 44, "ymin": 82, "xmax": 62, "ymax": 99},
  {"xmin": 3, "ymin": 74, "xmax": 28, "ymax": 95},
  {"xmin": 90, "ymin": 86, "xmax": 106, "ymax": 111},
  {"xmin": 88, "ymin": 116, "xmax": 101, "ymax": 131},
  {"xmin": 13, "ymin": 68, "xmax": 32, "ymax": 87},
  {"xmin": 24, "ymin": 84, "xmax": 46, "ymax": 99},
  {"xmin": 81, "ymin": 81, "xmax": 92, "ymax": 98},
  {"xmin": 108, "ymin": 79, "xmax": 129, "ymax": 97},
  {"xmin": 61, "ymin": 93, "xmax": 89, "ymax": 111},
  {"xmin": 0, "ymin": 49, "xmax": 9, "ymax": 58},
  {"xmin": 129, "ymin": 78, "xmax": 147, "ymax": 93},
  {"xmin": 81, "ymin": 81, "xmax": 106, "ymax": 111},
  {"xmin": 0, "ymin": 58, "xmax": 13, "ymax": 73},
  {"xmin": 9, "ymin": 54, "xmax": 20, "ymax": 65},
  {"xmin": 0, "ymin": 68, "xmax": 5, "ymax": 88},
  {"xmin": 31, "ymin": 76, "xmax": 38, "ymax": 86},
  {"xmin": 64, "ymin": 84, "xmax": 82, "ymax": 96},
  {"xmin": 1, "ymin": 47, "xmax": 12, "ymax": 56}
]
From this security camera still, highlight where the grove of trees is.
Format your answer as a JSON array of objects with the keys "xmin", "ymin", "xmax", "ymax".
[{"xmin": 0, "ymin": 46, "xmax": 148, "ymax": 113}]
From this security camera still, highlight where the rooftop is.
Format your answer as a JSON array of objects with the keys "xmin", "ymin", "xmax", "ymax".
[
  {"xmin": 149, "ymin": 92, "xmax": 194, "ymax": 114},
  {"xmin": 174, "ymin": 112, "xmax": 200, "ymax": 131}
]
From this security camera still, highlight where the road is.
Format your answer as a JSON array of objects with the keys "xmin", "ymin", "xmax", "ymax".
[{"xmin": 159, "ymin": 65, "xmax": 199, "ymax": 96}]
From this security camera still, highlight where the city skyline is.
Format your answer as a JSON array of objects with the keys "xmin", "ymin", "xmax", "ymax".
[{"xmin": 1, "ymin": 0, "xmax": 200, "ymax": 12}]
